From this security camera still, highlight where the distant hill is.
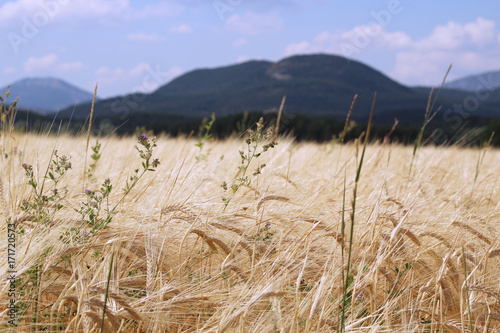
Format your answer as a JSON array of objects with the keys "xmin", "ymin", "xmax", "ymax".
[
  {"xmin": 444, "ymin": 70, "xmax": 500, "ymax": 92},
  {"xmin": 0, "ymin": 77, "xmax": 97, "ymax": 113},
  {"xmin": 58, "ymin": 54, "xmax": 500, "ymax": 123}
]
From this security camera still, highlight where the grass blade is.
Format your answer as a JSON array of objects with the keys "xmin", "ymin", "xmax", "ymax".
[
  {"xmin": 101, "ymin": 252, "xmax": 114, "ymax": 333},
  {"xmin": 340, "ymin": 92, "xmax": 376, "ymax": 332},
  {"xmin": 274, "ymin": 95, "xmax": 286, "ymax": 139},
  {"xmin": 409, "ymin": 64, "xmax": 452, "ymax": 174}
]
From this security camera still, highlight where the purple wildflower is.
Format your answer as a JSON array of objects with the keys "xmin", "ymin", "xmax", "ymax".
[
  {"xmin": 85, "ymin": 189, "xmax": 92, "ymax": 195},
  {"xmin": 138, "ymin": 134, "xmax": 148, "ymax": 144},
  {"xmin": 265, "ymin": 222, "xmax": 271, "ymax": 228},
  {"xmin": 21, "ymin": 163, "xmax": 33, "ymax": 175}
]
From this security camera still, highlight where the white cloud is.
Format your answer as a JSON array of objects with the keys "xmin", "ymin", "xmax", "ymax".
[
  {"xmin": 392, "ymin": 51, "xmax": 500, "ymax": 85},
  {"xmin": 237, "ymin": 55, "xmax": 249, "ymax": 63},
  {"xmin": 23, "ymin": 53, "xmax": 83, "ymax": 73},
  {"xmin": 165, "ymin": 66, "xmax": 183, "ymax": 80},
  {"xmin": 132, "ymin": 2, "xmax": 183, "ymax": 19},
  {"xmin": 0, "ymin": 0, "xmax": 183, "ymax": 27},
  {"xmin": 284, "ymin": 41, "xmax": 316, "ymax": 56},
  {"xmin": 233, "ymin": 37, "xmax": 248, "ymax": 47},
  {"xmin": 294, "ymin": 25, "xmax": 413, "ymax": 55},
  {"xmin": 95, "ymin": 64, "xmax": 183, "ymax": 93},
  {"xmin": 414, "ymin": 17, "xmax": 496, "ymax": 51},
  {"xmin": 284, "ymin": 17, "xmax": 500, "ymax": 85},
  {"xmin": 389, "ymin": 18, "xmax": 500, "ymax": 84},
  {"xmin": 56, "ymin": 61, "xmax": 83, "ymax": 72},
  {"xmin": 0, "ymin": 0, "xmax": 127, "ymax": 26},
  {"xmin": 226, "ymin": 12, "xmax": 283, "ymax": 35},
  {"xmin": 24, "ymin": 53, "xmax": 58, "ymax": 73},
  {"xmin": 379, "ymin": 31, "xmax": 412, "ymax": 49},
  {"xmin": 95, "ymin": 66, "xmax": 126, "ymax": 85},
  {"xmin": 391, "ymin": 52, "xmax": 448, "ymax": 85},
  {"xmin": 127, "ymin": 33, "xmax": 163, "ymax": 42},
  {"xmin": 170, "ymin": 24, "xmax": 192, "ymax": 34},
  {"xmin": 2, "ymin": 66, "xmax": 17, "ymax": 75},
  {"xmin": 129, "ymin": 62, "xmax": 151, "ymax": 77}
]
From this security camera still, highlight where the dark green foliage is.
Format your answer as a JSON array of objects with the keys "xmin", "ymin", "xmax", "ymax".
[
  {"xmin": 11, "ymin": 108, "xmax": 500, "ymax": 147},
  {"xmin": 55, "ymin": 54, "xmax": 500, "ymax": 121}
]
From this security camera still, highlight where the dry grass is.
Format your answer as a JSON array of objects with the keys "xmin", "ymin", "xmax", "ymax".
[{"xmin": 1, "ymin": 131, "xmax": 500, "ymax": 332}]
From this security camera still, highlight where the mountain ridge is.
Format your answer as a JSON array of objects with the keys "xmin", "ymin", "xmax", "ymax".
[
  {"xmin": 444, "ymin": 70, "xmax": 500, "ymax": 92},
  {"xmin": 0, "ymin": 77, "xmax": 97, "ymax": 113},
  {"xmin": 5, "ymin": 54, "xmax": 500, "ymax": 123},
  {"xmin": 60, "ymin": 53, "xmax": 439, "ymax": 121}
]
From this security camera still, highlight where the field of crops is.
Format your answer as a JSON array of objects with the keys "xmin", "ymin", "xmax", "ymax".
[{"xmin": 1, "ymin": 128, "xmax": 500, "ymax": 332}]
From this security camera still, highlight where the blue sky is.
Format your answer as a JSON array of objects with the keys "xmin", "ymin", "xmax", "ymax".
[{"xmin": 1, "ymin": 0, "xmax": 500, "ymax": 98}]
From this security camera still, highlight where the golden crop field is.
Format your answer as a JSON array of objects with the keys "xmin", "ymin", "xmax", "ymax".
[{"xmin": 1, "ymin": 128, "xmax": 500, "ymax": 332}]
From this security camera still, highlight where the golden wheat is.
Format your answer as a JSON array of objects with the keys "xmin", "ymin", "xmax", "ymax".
[{"xmin": 0, "ymin": 132, "xmax": 499, "ymax": 332}]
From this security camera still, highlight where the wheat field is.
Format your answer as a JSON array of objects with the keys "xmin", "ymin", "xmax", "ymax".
[{"xmin": 1, "ymin": 130, "xmax": 500, "ymax": 332}]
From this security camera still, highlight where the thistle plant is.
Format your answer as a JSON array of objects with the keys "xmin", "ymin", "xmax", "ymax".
[
  {"xmin": 20, "ymin": 151, "xmax": 71, "ymax": 224},
  {"xmin": 195, "ymin": 113, "xmax": 215, "ymax": 163},
  {"xmin": 221, "ymin": 118, "xmax": 277, "ymax": 210}
]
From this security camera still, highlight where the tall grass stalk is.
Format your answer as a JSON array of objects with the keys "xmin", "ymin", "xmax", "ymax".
[
  {"xmin": 409, "ymin": 64, "xmax": 452, "ymax": 175},
  {"xmin": 340, "ymin": 93, "xmax": 376, "ymax": 332},
  {"xmin": 83, "ymin": 83, "xmax": 98, "ymax": 189},
  {"xmin": 338, "ymin": 167, "xmax": 348, "ymax": 332},
  {"xmin": 274, "ymin": 95, "xmax": 286, "ymax": 139},
  {"xmin": 341, "ymin": 94, "xmax": 357, "ymax": 144},
  {"xmin": 335, "ymin": 94, "xmax": 357, "ymax": 175},
  {"xmin": 462, "ymin": 247, "xmax": 473, "ymax": 333},
  {"xmin": 101, "ymin": 252, "xmax": 115, "ymax": 333},
  {"xmin": 472, "ymin": 131, "xmax": 494, "ymax": 195}
]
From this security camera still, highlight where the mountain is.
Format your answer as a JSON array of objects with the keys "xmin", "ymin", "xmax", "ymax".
[
  {"xmin": 59, "ymin": 54, "xmax": 500, "ymax": 123},
  {"xmin": 444, "ymin": 70, "xmax": 500, "ymax": 92},
  {"xmin": 151, "ymin": 54, "xmax": 417, "ymax": 117},
  {"xmin": 60, "ymin": 54, "xmax": 420, "ymax": 120},
  {"xmin": 0, "ymin": 77, "xmax": 97, "ymax": 113}
]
